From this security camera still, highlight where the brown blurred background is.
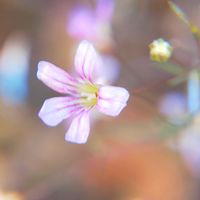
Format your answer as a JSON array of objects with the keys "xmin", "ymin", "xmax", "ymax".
[{"xmin": 0, "ymin": 0, "xmax": 200, "ymax": 199}]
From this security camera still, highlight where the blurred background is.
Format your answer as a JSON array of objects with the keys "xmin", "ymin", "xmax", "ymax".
[{"xmin": 0, "ymin": 0, "xmax": 200, "ymax": 199}]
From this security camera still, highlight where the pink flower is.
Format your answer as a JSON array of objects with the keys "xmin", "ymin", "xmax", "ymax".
[
  {"xmin": 67, "ymin": 0, "xmax": 114, "ymax": 45},
  {"xmin": 37, "ymin": 41, "xmax": 129, "ymax": 144}
]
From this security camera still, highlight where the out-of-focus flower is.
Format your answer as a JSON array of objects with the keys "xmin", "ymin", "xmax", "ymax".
[
  {"xmin": 0, "ymin": 32, "xmax": 30, "ymax": 104},
  {"xmin": 158, "ymin": 92, "xmax": 187, "ymax": 125},
  {"xmin": 149, "ymin": 38, "xmax": 173, "ymax": 63},
  {"xmin": 169, "ymin": 1, "xmax": 200, "ymax": 40},
  {"xmin": 67, "ymin": 6, "xmax": 96, "ymax": 41},
  {"xmin": 67, "ymin": 0, "xmax": 114, "ymax": 49},
  {"xmin": 37, "ymin": 41, "xmax": 129, "ymax": 144},
  {"xmin": 96, "ymin": 0, "xmax": 114, "ymax": 21},
  {"xmin": 0, "ymin": 191, "xmax": 24, "ymax": 200},
  {"xmin": 187, "ymin": 70, "xmax": 200, "ymax": 115}
]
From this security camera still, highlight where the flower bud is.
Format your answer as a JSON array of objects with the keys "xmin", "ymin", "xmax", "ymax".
[{"xmin": 149, "ymin": 38, "xmax": 173, "ymax": 62}]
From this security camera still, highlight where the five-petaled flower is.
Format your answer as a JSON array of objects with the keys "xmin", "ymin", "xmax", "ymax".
[{"xmin": 37, "ymin": 41, "xmax": 129, "ymax": 144}]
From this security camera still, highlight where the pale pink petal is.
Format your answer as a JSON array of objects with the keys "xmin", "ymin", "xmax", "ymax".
[
  {"xmin": 98, "ymin": 99, "xmax": 127, "ymax": 116},
  {"xmin": 74, "ymin": 40, "xmax": 102, "ymax": 81},
  {"xmin": 38, "ymin": 97, "xmax": 82, "ymax": 126},
  {"xmin": 98, "ymin": 86, "xmax": 129, "ymax": 101},
  {"xmin": 37, "ymin": 61, "xmax": 76, "ymax": 94},
  {"xmin": 65, "ymin": 111, "xmax": 90, "ymax": 144},
  {"xmin": 97, "ymin": 86, "xmax": 129, "ymax": 116}
]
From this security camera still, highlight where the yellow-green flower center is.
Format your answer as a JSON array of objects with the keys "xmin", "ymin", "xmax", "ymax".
[{"xmin": 77, "ymin": 83, "xmax": 99, "ymax": 107}]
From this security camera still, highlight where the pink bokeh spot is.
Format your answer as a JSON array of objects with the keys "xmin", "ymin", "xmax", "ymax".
[
  {"xmin": 67, "ymin": 0, "xmax": 115, "ymax": 43},
  {"xmin": 68, "ymin": 6, "xmax": 97, "ymax": 40}
]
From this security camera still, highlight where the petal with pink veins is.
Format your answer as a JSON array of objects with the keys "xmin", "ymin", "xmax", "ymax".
[
  {"xmin": 74, "ymin": 41, "xmax": 102, "ymax": 81},
  {"xmin": 65, "ymin": 111, "xmax": 90, "ymax": 144},
  {"xmin": 97, "ymin": 86, "xmax": 129, "ymax": 116},
  {"xmin": 38, "ymin": 97, "xmax": 81, "ymax": 126},
  {"xmin": 37, "ymin": 61, "xmax": 76, "ymax": 94}
]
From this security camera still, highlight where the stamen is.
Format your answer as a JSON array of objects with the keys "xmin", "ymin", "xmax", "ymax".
[{"xmin": 77, "ymin": 82, "xmax": 99, "ymax": 107}]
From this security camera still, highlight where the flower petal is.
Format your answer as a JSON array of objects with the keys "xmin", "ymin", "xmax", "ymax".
[
  {"xmin": 38, "ymin": 97, "xmax": 81, "ymax": 126},
  {"xmin": 65, "ymin": 111, "xmax": 90, "ymax": 144},
  {"xmin": 97, "ymin": 86, "xmax": 129, "ymax": 116},
  {"xmin": 98, "ymin": 86, "xmax": 129, "ymax": 101},
  {"xmin": 37, "ymin": 61, "xmax": 76, "ymax": 94},
  {"xmin": 98, "ymin": 99, "xmax": 127, "ymax": 116},
  {"xmin": 74, "ymin": 40, "xmax": 102, "ymax": 81}
]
